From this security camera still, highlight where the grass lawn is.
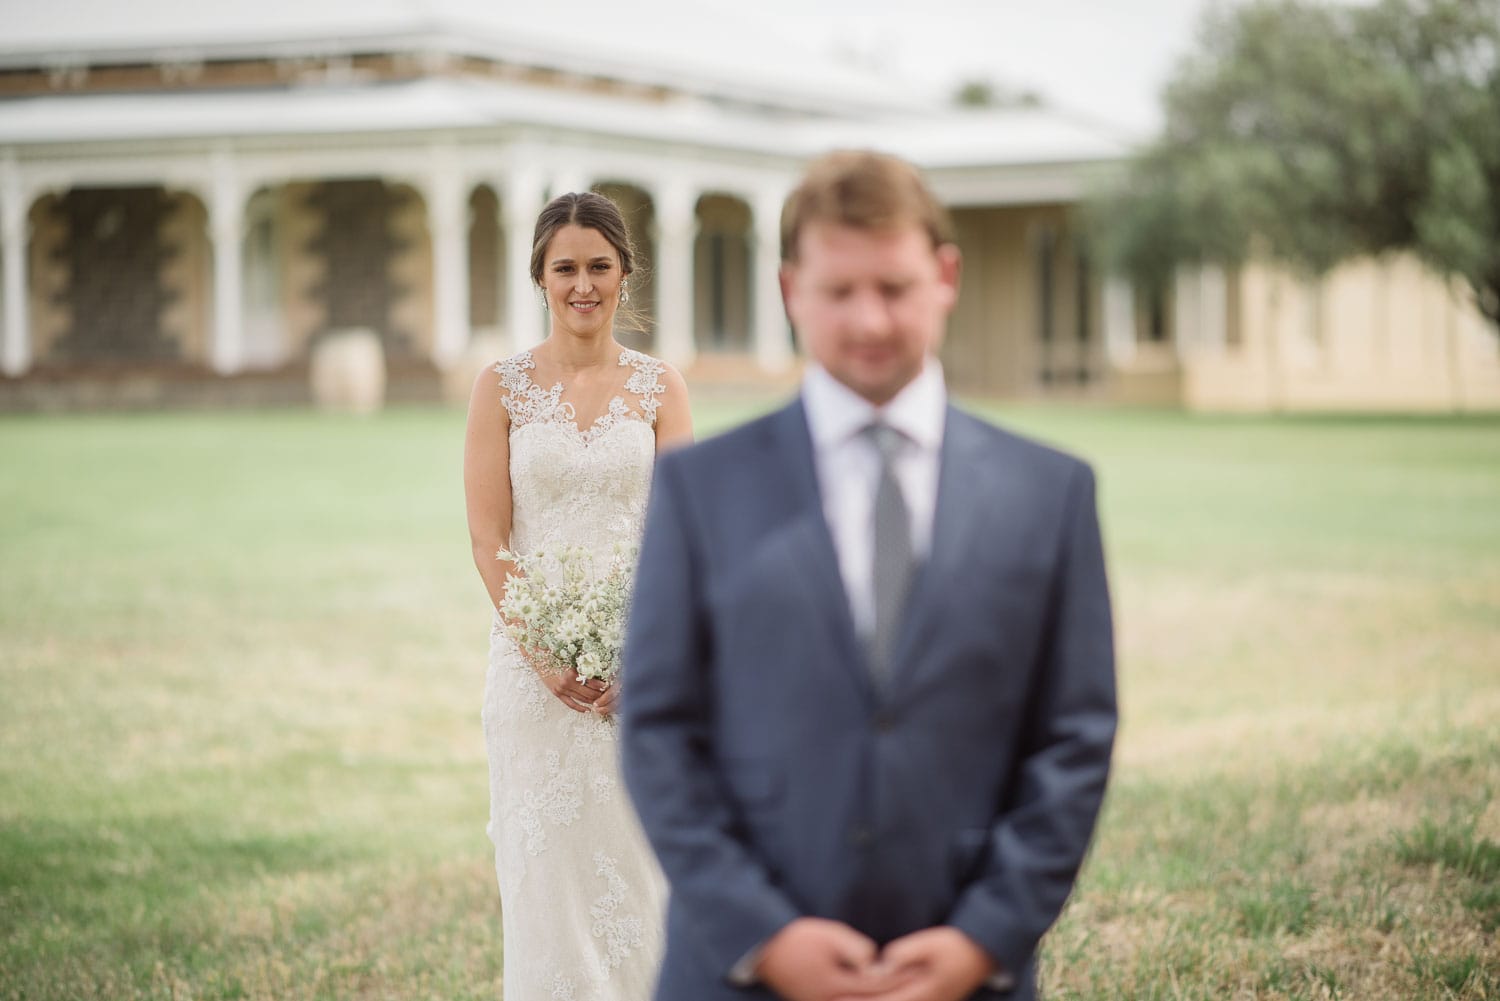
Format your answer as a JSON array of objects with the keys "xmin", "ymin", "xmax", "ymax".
[{"xmin": 1, "ymin": 399, "xmax": 1497, "ymax": 1000}]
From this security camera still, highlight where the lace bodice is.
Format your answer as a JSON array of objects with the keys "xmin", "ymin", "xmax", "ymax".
[{"xmin": 495, "ymin": 347, "xmax": 665, "ymax": 563}]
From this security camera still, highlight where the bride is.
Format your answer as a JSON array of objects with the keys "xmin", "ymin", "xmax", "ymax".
[{"xmin": 463, "ymin": 191, "xmax": 692, "ymax": 999}]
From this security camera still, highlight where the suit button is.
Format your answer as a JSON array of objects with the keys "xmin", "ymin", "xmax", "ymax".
[
  {"xmin": 850, "ymin": 827, "xmax": 873, "ymax": 849},
  {"xmin": 873, "ymin": 712, "xmax": 896, "ymax": 732}
]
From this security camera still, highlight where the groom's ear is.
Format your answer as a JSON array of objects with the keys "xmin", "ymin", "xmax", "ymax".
[
  {"xmin": 936, "ymin": 243, "xmax": 961, "ymax": 309},
  {"xmin": 779, "ymin": 261, "xmax": 799, "ymax": 313}
]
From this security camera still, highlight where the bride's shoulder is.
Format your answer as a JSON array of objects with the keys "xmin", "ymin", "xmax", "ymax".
[
  {"xmin": 618, "ymin": 346, "xmax": 662, "ymax": 373},
  {"xmin": 469, "ymin": 349, "xmax": 527, "ymax": 396},
  {"xmin": 619, "ymin": 349, "xmax": 691, "ymax": 434},
  {"xmin": 466, "ymin": 350, "xmax": 541, "ymax": 426},
  {"xmin": 619, "ymin": 348, "xmax": 685, "ymax": 389},
  {"xmin": 492, "ymin": 348, "xmax": 536, "ymax": 380},
  {"xmin": 620, "ymin": 349, "xmax": 690, "ymax": 403}
]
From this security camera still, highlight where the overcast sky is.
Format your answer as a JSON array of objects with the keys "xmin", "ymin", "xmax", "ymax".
[{"xmin": 705, "ymin": 0, "xmax": 1219, "ymax": 132}]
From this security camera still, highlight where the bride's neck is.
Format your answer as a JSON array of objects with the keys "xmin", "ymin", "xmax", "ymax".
[{"xmin": 544, "ymin": 331, "xmax": 619, "ymax": 372}]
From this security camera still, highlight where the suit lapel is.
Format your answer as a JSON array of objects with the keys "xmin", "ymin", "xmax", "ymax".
[
  {"xmin": 891, "ymin": 408, "xmax": 1000, "ymax": 693},
  {"xmin": 766, "ymin": 399, "xmax": 874, "ymax": 701}
]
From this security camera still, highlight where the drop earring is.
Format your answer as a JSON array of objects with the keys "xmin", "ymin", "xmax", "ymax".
[
  {"xmin": 619, "ymin": 279, "xmax": 630, "ymax": 306},
  {"xmin": 535, "ymin": 285, "xmax": 548, "ymax": 310}
]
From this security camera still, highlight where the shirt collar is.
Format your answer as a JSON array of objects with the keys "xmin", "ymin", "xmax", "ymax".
[{"xmin": 802, "ymin": 358, "xmax": 947, "ymax": 453}]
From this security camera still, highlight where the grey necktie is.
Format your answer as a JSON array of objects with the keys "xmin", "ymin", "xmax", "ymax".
[{"xmin": 866, "ymin": 422, "xmax": 914, "ymax": 685}]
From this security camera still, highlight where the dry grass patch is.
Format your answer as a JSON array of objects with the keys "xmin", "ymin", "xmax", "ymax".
[{"xmin": 1045, "ymin": 725, "xmax": 1500, "ymax": 999}]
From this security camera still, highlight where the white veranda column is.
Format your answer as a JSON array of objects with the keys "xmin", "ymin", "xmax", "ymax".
[
  {"xmin": 753, "ymin": 190, "xmax": 793, "ymax": 372},
  {"xmin": 503, "ymin": 169, "xmax": 547, "ymax": 352},
  {"xmin": 651, "ymin": 181, "xmax": 697, "ymax": 368},
  {"xmin": 1, "ymin": 155, "xmax": 29, "ymax": 376},
  {"xmin": 1173, "ymin": 266, "xmax": 1201, "ymax": 354},
  {"xmin": 1197, "ymin": 264, "xmax": 1228, "ymax": 352},
  {"xmin": 1103, "ymin": 277, "xmax": 1136, "ymax": 367},
  {"xmin": 208, "ymin": 152, "xmax": 246, "ymax": 375},
  {"xmin": 425, "ymin": 159, "xmax": 470, "ymax": 368}
]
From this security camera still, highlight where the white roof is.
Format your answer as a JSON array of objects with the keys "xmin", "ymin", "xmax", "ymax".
[
  {"xmin": 0, "ymin": 0, "xmax": 928, "ymax": 117},
  {"xmin": 0, "ymin": 2, "xmax": 1134, "ymax": 206},
  {"xmin": 0, "ymin": 74, "xmax": 1130, "ymax": 168},
  {"xmin": 812, "ymin": 107, "xmax": 1133, "ymax": 168}
]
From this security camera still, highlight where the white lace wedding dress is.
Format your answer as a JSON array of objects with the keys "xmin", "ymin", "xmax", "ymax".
[{"xmin": 481, "ymin": 347, "xmax": 669, "ymax": 1000}]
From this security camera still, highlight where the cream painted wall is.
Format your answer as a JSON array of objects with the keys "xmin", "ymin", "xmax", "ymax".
[
  {"xmin": 946, "ymin": 203, "xmax": 1107, "ymax": 399},
  {"xmin": 946, "ymin": 205, "xmax": 1042, "ymax": 397},
  {"xmin": 1182, "ymin": 256, "xmax": 1500, "ymax": 413}
]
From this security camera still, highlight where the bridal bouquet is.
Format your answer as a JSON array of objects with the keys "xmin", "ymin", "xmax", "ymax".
[{"xmin": 496, "ymin": 543, "xmax": 636, "ymax": 684}]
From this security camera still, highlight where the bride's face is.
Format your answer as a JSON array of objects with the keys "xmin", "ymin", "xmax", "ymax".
[{"xmin": 539, "ymin": 224, "xmax": 626, "ymax": 340}]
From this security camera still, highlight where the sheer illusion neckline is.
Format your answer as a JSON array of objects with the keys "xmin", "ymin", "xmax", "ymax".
[
  {"xmin": 522, "ymin": 349, "xmax": 634, "ymax": 438},
  {"xmin": 496, "ymin": 348, "xmax": 665, "ymax": 446}
]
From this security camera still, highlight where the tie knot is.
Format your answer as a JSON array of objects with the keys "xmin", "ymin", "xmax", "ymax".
[{"xmin": 864, "ymin": 421, "xmax": 906, "ymax": 463}]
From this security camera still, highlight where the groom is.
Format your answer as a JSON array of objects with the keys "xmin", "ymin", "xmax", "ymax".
[{"xmin": 621, "ymin": 150, "xmax": 1116, "ymax": 1001}]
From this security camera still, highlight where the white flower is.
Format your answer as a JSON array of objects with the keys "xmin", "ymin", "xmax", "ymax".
[{"xmin": 497, "ymin": 545, "xmax": 635, "ymax": 684}]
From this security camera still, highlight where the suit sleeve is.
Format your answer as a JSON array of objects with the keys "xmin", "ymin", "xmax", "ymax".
[
  {"xmin": 620, "ymin": 452, "xmax": 801, "ymax": 979},
  {"xmin": 947, "ymin": 461, "xmax": 1118, "ymax": 975}
]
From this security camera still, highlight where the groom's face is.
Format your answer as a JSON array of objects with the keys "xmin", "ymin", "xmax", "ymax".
[{"xmin": 781, "ymin": 221, "xmax": 960, "ymax": 406}]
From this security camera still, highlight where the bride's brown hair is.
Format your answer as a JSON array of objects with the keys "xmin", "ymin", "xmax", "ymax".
[{"xmin": 529, "ymin": 191, "xmax": 638, "ymax": 284}]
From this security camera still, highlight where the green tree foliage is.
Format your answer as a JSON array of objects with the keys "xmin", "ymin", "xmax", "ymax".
[
  {"xmin": 950, "ymin": 77, "xmax": 1045, "ymax": 108},
  {"xmin": 1092, "ymin": 0, "xmax": 1500, "ymax": 330}
]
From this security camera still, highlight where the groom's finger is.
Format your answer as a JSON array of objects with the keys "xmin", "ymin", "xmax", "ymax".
[
  {"xmin": 830, "ymin": 975, "xmax": 928, "ymax": 1001},
  {"xmin": 826, "ymin": 924, "xmax": 878, "ymax": 969},
  {"xmin": 826, "ymin": 966, "xmax": 916, "ymax": 1000},
  {"xmin": 874, "ymin": 932, "xmax": 927, "ymax": 970},
  {"xmin": 822, "ymin": 925, "xmax": 913, "ymax": 996},
  {"xmin": 759, "ymin": 918, "xmax": 886, "ymax": 1000},
  {"xmin": 827, "ymin": 970, "xmax": 914, "ymax": 997}
]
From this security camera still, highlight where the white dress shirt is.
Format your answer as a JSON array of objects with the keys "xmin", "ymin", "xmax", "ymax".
[{"xmin": 802, "ymin": 359, "xmax": 947, "ymax": 639}]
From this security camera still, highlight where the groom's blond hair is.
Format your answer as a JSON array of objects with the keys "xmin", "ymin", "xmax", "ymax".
[{"xmin": 780, "ymin": 150, "xmax": 955, "ymax": 263}]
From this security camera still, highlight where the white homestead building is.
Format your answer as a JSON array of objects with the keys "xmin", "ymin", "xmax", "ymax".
[{"xmin": 2, "ymin": 0, "xmax": 1496, "ymax": 411}]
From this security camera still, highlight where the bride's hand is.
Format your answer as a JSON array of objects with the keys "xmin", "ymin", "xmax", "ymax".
[
  {"xmin": 591, "ymin": 680, "xmax": 619, "ymax": 717},
  {"xmin": 513, "ymin": 641, "xmax": 599, "ymax": 713},
  {"xmin": 533, "ymin": 667, "xmax": 603, "ymax": 713}
]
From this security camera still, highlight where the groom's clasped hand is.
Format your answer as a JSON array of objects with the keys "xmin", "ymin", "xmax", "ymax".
[{"xmin": 759, "ymin": 918, "xmax": 992, "ymax": 1001}]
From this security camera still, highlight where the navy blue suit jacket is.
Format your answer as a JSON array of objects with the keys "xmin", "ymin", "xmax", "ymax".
[{"xmin": 621, "ymin": 399, "xmax": 1117, "ymax": 1000}]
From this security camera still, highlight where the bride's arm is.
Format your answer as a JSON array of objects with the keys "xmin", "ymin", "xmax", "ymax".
[
  {"xmin": 653, "ymin": 363, "xmax": 694, "ymax": 452},
  {"xmin": 465, "ymin": 366, "xmax": 605, "ymax": 714},
  {"xmin": 463, "ymin": 366, "xmax": 516, "ymax": 610}
]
